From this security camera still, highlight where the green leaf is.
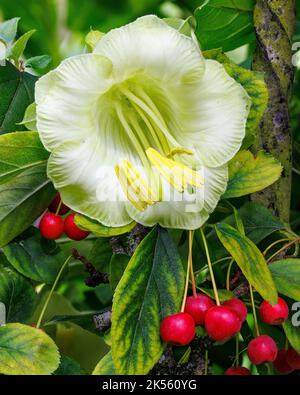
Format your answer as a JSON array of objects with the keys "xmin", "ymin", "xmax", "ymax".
[
  {"xmin": 110, "ymin": 253, "xmax": 130, "ymax": 291},
  {"xmin": 55, "ymin": 321, "xmax": 109, "ymax": 373},
  {"xmin": 92, "ymin": 351, "xmax": 117, "ymax": 375},
  {"xmin": 0, "ymin": 266, "xmax": 36, "ymax": 323},
  {"xmin": 0, "ymin": 18, "xmax": 20, "ymax": 43},
  {"xmin": 223, "ymin": 151, "xmax": 282, "ymax": 199},
  {"xmin": 54, "ymin": 354, "xmax": 86, "ymax": 375},
  {"xmin": 25, "ymin": 55, "xmax": 52, "ymax": 70},
  {"xmin": 0, "ymin": 61, "xmax": 36, "ymax": 134},
  {"xmin": 215, "ymin": 223, "xmax": 278, "ymax": 304},
  {"xmin": 44, "ymin": 311, "xmax": 99, "ymax": 333},
  {"xmin": 88, "ymin": 238, "xmax": 113, "ymax": 273},
  {"xmin": 195, "ymin": 0, "xmax": 255, "ymax": 52},
  {"xmin": 111, "ymin": 226, "xmax": 184, "ymax": 374},
  {"xmin": 3, "ymin": 228, "xmax": 68, "ymax": 283},
  {"xmin": 17, "ymin": 103, "xmax": 36, "ymax": 131},
  {"xmin": 203, "ymin": 49, "xmax": 268, "ymax": 148},
  {"xmin": 269, "ymin": 259, "xmax": 300, "ymax": 301},
  {"xmin": 163, "ymin": 17, "xmax": 192, "ymax": 36},
  {"xmin": 0, "ymin": 132, "xmax": 55, "ymax": 247},
  {"xmin": 75, "ymin": 214, "xmax": 136, "ymax": 237},
  {"xmin": 283, "ymin": 319, "xmax": 300, "ymax": 354},
  {"xmin": 228, "ymin": 202, "xmax": 285, "ymax": 244},
  {"xmin": 199, "ymin": 288, "xmax": 234, "ymax": 302},
  {"xmin": 85, "ymin": 30, "xmax": 105, "ymax": 51},
  {"xmin": 8, "ymin": 30, "xmax": 36, "ymax": 63},
  {"xmin": 0, "ymin": 131, "xmax": 47, "ymax": 183},
  {"xmin": 0, "ymin": 323, "xmax": 60, "ymax": 375}
]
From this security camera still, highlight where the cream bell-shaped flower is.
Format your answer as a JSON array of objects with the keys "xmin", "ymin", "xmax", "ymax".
[{"xmin": 36, "ymin": 15, "xmax": 250, "ymax": 230}]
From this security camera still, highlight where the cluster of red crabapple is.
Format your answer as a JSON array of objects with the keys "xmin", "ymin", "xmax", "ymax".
[
  {"xmin": 39, "ymin": 194, "xmax": 300, "ymax": 375},
  {"xmin": 160, "ymin": 294, "xmax": 300, "ymax": 375},
  {"xmin": 39, "ymin": 193, "xmax": 90, "ymax": 241}
]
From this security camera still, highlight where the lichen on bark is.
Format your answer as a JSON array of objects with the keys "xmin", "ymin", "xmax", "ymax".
[{"xmin": 251, "ymin": 0, "xmax": 296, "ymax": 224}]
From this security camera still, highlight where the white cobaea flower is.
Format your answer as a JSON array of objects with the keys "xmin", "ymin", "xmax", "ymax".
[{"xmin": 36, "ymin": 15, "xmax": 250, "ymax": 230}]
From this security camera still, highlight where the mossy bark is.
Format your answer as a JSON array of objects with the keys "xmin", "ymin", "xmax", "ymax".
[{"xmin": 251, "ymin": 0, "xmax": 296, "ymax": 224}]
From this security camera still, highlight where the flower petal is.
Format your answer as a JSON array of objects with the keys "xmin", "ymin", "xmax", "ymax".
[
  {"xmin": 94, "ymin": 15, "xmax": 205, "ymax": 85},
  {"xmin": 126, "ymin": 165, "xmax": 227, "ymax": 230},
  {"xmin": 36, "ymin": 54, "xmax": 113, "ymax": 151},
  {"xmin": 47, "ymin": 139, "xmax": 132, "ymax": 227},
  {"xmin": 175, "ymin": 59, "xmax": 250, "ymax": 168}
]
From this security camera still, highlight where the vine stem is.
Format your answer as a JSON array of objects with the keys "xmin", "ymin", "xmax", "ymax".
[
  {"xmin": 262, "ymin": 238, "xmax": 291, "ymax": 257},
  {"xmin": 55, "ymin": 199, "xmax": 63, "ymax": 215},
  {"xmin": 226, "ymin": 259, "xmax": 234, "ymax": 291},
  {"xmin": 249, "ymin": 285, "xmax": 260, "ymax": 337},
  {"xmin": 36, "ymin": 255, "xmax": 72, "ymax": 328},
  {"xmin": 266, "ymin": 237, "xmax": 300, "ymax": 263},
  {"xmin": 180, "ymin": 231, "xmax": 194, "ymax": 312},
  {"xmin": 200, "ymin": 227, "xmax": 220, "ymax": 306},
  {"xmin": 188, "ymin": 230, "xmax": 197, "ymax": 298}
]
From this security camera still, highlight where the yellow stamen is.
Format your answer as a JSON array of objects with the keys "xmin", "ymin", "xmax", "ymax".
[
  {"xmin": 167, "ymin": 147, "xmax": 194, "ymax": 158},
  {"xmin": 115, "ymin": 160, "xmax": 158, "ymax": 211},
  {"xmin": 146, "ymin": 148, "xmax": 203, "ymax": 193}
]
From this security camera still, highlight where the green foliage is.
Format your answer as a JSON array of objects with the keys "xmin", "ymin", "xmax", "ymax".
[
  {"xmin": 0, "ymin": 62, "xmax": 36, "ymax": 134},
  {"xmin": 109, "ymin": 253, "xmax": 130, "ymax": 291},
  {"xmin": 283, "ymin": 319, "xmax": 300, "ymax": 354},
  {"xmin": 87, "ymin": 238, "xmax": 113, "ymax": 273},
  {"xmin": 7, "ymin": 29, "xmax": 35, "ymax": 63},
  {"xmin": 18, "ymin": 102, "xmax": 36, "ymax": 131},
  {"xmin": 195, "ymin": 0, "xmax": 255, "ymax": 52},
  {"xmin": 25, "ymin": 54, "xmax": 52, "ymax": 71},
  {"xmin": 85, "ymin": 30, "xmax": 105, "ymax": 51},
  {"xmin": 0, "ymin": 1, "xmax": 298, "ymax": 377},
  {"xmin": 269, "ymin": 259, "xmax": 300, "ymax": 301},
  {"xmin": 0, "ymin": 17, "xmax": 20, "ymax": 43},
  {"xmin": 0, "ymin": 132, "xmax": 55, "ymax": 247},
  {"xmin": 227, "ymin": 202, "xmax": 286, "ymax": 244},
  {"xmin": 93, "ymin": 351, "xmax": 117, "ymax": 375},
  {"xmin": 3, "ymin": 228, "xmax": 68, "ymax": 283},
  {"xmin": 75, "ymin": 214, "xmax": 136, "ymax": 237},
  {"xmin": 199, "ymin": 288, "xmax": 234, "ymax": 302},
  {"xmin": 223, "ymin": 151, "xmax": 282, "ymax": 199},
  {"xmin": 54, "ymin": 354, "xmax": 87, "ymax": 375},
  {"xmin": 0, "ymin": 266, "xmax": 36, "ymax": 322},
  {"xmin": 111, "ymin": 227, "xmax": 184, "ymax": 374},
  {"xmin": 0, "ymin": 323, "xmax": 60, "ymax": 375},
  {"xmin": 215, "ymin": 223, "xmax": 278, "ymax": 304},
  {"xmin": 164, "ymin": 16, "xmax": 193, "ymax": 36}
]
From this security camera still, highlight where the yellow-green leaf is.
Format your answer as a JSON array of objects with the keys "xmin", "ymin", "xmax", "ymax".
[
  {"xmin": 203, "ymin": 49, "xmax": 268, "ymax": 148},
  {"xmin": 269, "ymin": 259, "xmax": 300, "ymax": 301},
  {"xmin": 74, "ymin": 214, "xmax": 136, "ymax": 237},
  {"xmin": 8, "ymin": 30, "xmax": 36, "ymax": 63},
  {"xmin": 163, "ymin": 17, "xmax": 192, "ymax": 36},
  {"xmin": 215, "ymin": 223, "xmax": 278, "ymax": 304},
  {"xmin": 283, "ymin": 319, "xmax": 300, "ymax": 354},
  {"xmin": 18, "ymin": 102, "xmax": 36, "ymax": 131},
  {"xmin": 111, "ymin": 226, "xmax": 184, "ymax": 374},
  {"xmin": 223, "ymin": 150, "xmax": 282, "ymax": 199},
  {"xmin": 85, "ymin": 30, "xmax": 105, "ymax": 51},
  {"xmin": 0, "ymin": 323, "xmax": 60, "ymax": 375},
  {"xmin": 92, "ymin": 351, "xmax": 117, "ymax": 375}
]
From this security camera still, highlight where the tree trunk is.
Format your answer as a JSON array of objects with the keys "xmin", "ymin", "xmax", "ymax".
[{"xmin": 251, "ymin": 0, "xmax": 296, "ymax": 224}]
